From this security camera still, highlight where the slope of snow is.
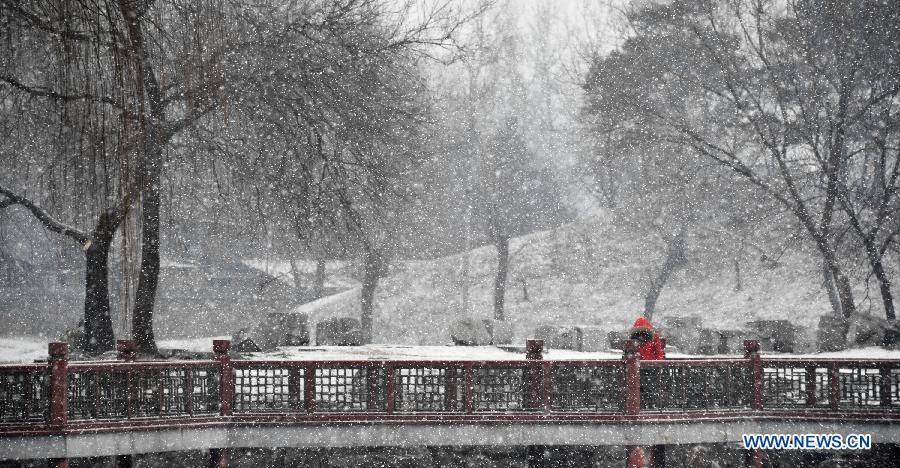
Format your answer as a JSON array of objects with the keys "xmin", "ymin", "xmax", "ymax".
[{"xmin": 287, "ymin": 217, "xmax": 861, "ymax": 346}]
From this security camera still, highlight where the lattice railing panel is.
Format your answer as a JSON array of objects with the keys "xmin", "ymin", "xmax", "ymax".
[
  {"xmin": 393, "ymin": 366, "xmax": 464, "ymax": 412},
  {"xmin": 473, "ymin": 367, "xmax": 524, "ymax": 411},
  {"xmin": 761, "ymin": 366, "xmax": 828, "ymax": 408},
  {"xmin": 315, "ymin": 366, "xmax": 385, "ymax": 412},
  {"xmin": 127, "ymin": 369, "xmax": 198, "ymax": 417},
  {"xmin": 838, "ymin": 368, "xmax": 882, "ymax": 408},
  {"xmin": 642, "ymin": 365, "xmax": 750, "ymax": 411},
  {"xmin": 0, "ymin": 368, "xmax": 47, "ymax": 423},
  {"xmin": 68, "ymin": 367, "xmax": 218, "ymax": 421},
  {"xmin": 234, "ymin": 367, "xmax": 302, "ymax": 412},
  {"xmin": 550, "ymin": 365, "xmax": 622, "ymax": 412},
  {"xmin": 68, "ymin": 370, "xmax": 129, "ymax": 420},
  {"xmin": 189, "ymin": 368, "xmax": 220, "ymax": 415}
]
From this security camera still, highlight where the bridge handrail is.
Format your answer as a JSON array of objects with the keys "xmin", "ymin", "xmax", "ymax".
[{"xmin": 0, "ymin": 339, "xmax": 897, "ymax": 434}]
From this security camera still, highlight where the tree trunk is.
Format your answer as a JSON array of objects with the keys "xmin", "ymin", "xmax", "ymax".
[
  {"xmin": 823, "ymin": 263, "xmax": 844, "ymax": 317},
  {"xmin": 823, "ymin": 250, "xmax": 856, "ymax": 319},
  {"xmin": 313, "ymin": 256, "xmax": 326, "ymax": 300},
  {"xmin": 871, "ymin": 257, "xmax": 896, "ymax": 320},
  {"xmin": 132, "ymin": 185, "xmax": 160, "ymax": 354},
  {"xmin": 862, "ymin": 238, "xmax": 896, "ymax": 320},
  {"xmin": 289, "ymin": 257, "xmax": 305, "ymax": 301},
  {"xmin": 120, "ymin": 1, "xmax": 164, "ymax": 354},
  {"xmin": 643, "ymin": 232, "xmax": 687, "ymax": 321},
  {"xmin": 360, "ymin": 247, "xmax": 382, "ymax": 344},
  {"xmin": 493, "ymin": 233, "xmax": 510, "ymax": 321},
  {"xmin": 83, "ymin": 208, "xmax": 123, "ymax": 354}
]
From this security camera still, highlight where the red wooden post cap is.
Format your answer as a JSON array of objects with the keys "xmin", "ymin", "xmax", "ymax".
[
  {"xmin": 213, "ymin": 340, "xmax": 231, "ymax": 355},
  {"xmin": 48, "ymin": 342, "xmax": 68, "ymax": 358},
  {"xmin": 743, "ymin": 340, "xmax": 760, "ymax": 355},
  {"xmin": 526, "ymin": 339, "xmax": 544, "ymax": 360}
]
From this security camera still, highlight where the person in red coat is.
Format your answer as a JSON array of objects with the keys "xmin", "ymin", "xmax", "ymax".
[
  {"xmin": 629, "ymin": 316, "xmax": 667, "ymax": 467},
  {"xmin": 629, "ymin": 316, "xmax": 665, "ymax": 360}
]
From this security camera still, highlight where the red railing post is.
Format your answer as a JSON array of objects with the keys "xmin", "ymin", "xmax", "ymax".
[
  {"xmin": 743, "ymin": 340, "xmax": 762, "ymax": 410},
  {"xmin": 525, "ymin": 339, "xmax": 543, "ymax": 411},
  {"xmin": 623, "ymin": 339, "xmax": 640, "ymax": 415},
  {"xmin": 444, "ymin": 367, "xmax": 458, "ymax": 411},
  {"xmin": 464, "ymin": 363, "xmax": 474, "ymax": 413},
  {"xmin": 213, "ymin": 340, "xmax": 232, "ymax": 416},
  {"xmin": 542, "ymin": 361, "xmax": 552, "ymax": 413},
  {"xmin": 288, "ymin": 365, "xmax": 303, "ymax": 412},
  {"xmin": 305, "ymin": 364, "xmax": 316, "ymax": 414},
  {"xmin": 385, "ymin": 364, "xmax": 395, "ymax": 414},
  {"xmin": 879, "ymin": 365, "xmax": 891, "ymax": 407},
  {"xmin": 828, "ymin": 365, "xmax": 840, "ymax": 410},
  {"xmin": 116, "ymin": 338, "xmax": 136, "ymax": 419},
  {"xmin": 626, "ymin": 446, "xmax": 643, "ymax": 468},
  {"xmin": 747, "ymin": 446, "xmax": 763, "ymax": 468},
  {"xmin": 209, "ymin": 448, "xmax": 228, "ymax": 468},
  {"xmin": 805, "ymin": 366, "xmax": 817, "ymax": 406},
  {"xmin": 48, "ymin": 342, "xmax": 68, "ymax": 432}
]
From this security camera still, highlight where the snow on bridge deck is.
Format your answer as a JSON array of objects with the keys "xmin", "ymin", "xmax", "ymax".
[{"xmin": 4, "ymin": 335, "xmax": 899, "ymax": 364}]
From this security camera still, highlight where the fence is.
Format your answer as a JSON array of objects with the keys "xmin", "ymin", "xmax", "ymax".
[{"xmin": 1, "ymin": 339, "xmax": 899, "ymax": 435}]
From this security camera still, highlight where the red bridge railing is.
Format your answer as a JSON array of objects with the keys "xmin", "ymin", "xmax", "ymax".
[{"xmin": 1, "ymin": 339, "xmax": 898, "ymax": 435}]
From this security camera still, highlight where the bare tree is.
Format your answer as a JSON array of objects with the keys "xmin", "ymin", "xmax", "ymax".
[
  {"xmin": 3, "ymin": 0, "xmax": 474, "ymax": 352},
  {"xmin": 583, "ymin": 0, "xmax": 900, "ymax": 323}
]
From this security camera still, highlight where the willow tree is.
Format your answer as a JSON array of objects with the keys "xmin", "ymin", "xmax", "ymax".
[{"xmin": 0, "ymin": 0, "xmax": 139, "ymax": 352}]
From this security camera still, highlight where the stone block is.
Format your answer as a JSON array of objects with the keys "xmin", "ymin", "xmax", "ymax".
[
  {"xmin": 607, "ymin": 331, "xmax": 627, "ymax": 350},
  {"xmin": 716, "ymin": 330, "xmax": 745, "ymax": 354},
  {"xmin": 315, "ymin": 317, "xmax": 362, "ymax": 346},
  {"xmin": 848, "ymin": 314, "xmax": 900, "ymax": 348},
  {"xmin": 280, "ymin": 313, "xmax": 310, "ymax": 346},
  {"xmin": 232, "ymin": 328, "xmax": 262, "ymax": 352},
  {"xmin": 748, "ymin": 320, "xmax": 795, "ymax": 352},
  {"xmin": 792, "ymin": 325, "xmax": 815, "ymax": 353},
  {"xmin": 450, "ymin": 319, "xmax": 492, "ymax": 346},
  {"xmin": 533, "ymin": 325, "xmax": 578, "ymax": 350},
  {"xmin": 658, "ymin": 315, "xmax": 703, "ymax": 354},
  {"xmin": 696, "ymin": 328, "xmax": 720, "ymax": 355},
  {"xmin": 817, "ymin": 315, "xmax": 848, "ymax": 352},
  {"xmin": 574, "ymin": 325, "xmax": 607, "ymax": 352}
]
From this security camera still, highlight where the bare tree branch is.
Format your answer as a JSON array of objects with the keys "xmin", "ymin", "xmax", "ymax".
[{"xmin": 0, "ymin": 184, "xmax": 90, "ymax": 246}]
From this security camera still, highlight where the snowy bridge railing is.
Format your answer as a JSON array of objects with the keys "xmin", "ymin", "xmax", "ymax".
[{"xmin": 1, "ymin": 340, "xmax": 899, "ymax": 434}]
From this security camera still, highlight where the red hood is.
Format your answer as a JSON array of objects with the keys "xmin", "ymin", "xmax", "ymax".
[{"xmin": 632, "ymin": 317, "xmax": 653, "ymax": 329}]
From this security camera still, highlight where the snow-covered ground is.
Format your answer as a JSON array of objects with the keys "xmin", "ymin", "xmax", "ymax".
[
  {"xmin": 0, "ymin": 335, "xmax": 230, "ymax": 363},
  {"xmin": 0, "ymin": 337, "xmax": 47, "ymax": 363}
]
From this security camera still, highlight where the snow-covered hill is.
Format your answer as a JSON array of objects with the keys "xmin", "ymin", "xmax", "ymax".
[{"xmin": 289, "ymin": 216, "xmax": 867, "ymax": 346}]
